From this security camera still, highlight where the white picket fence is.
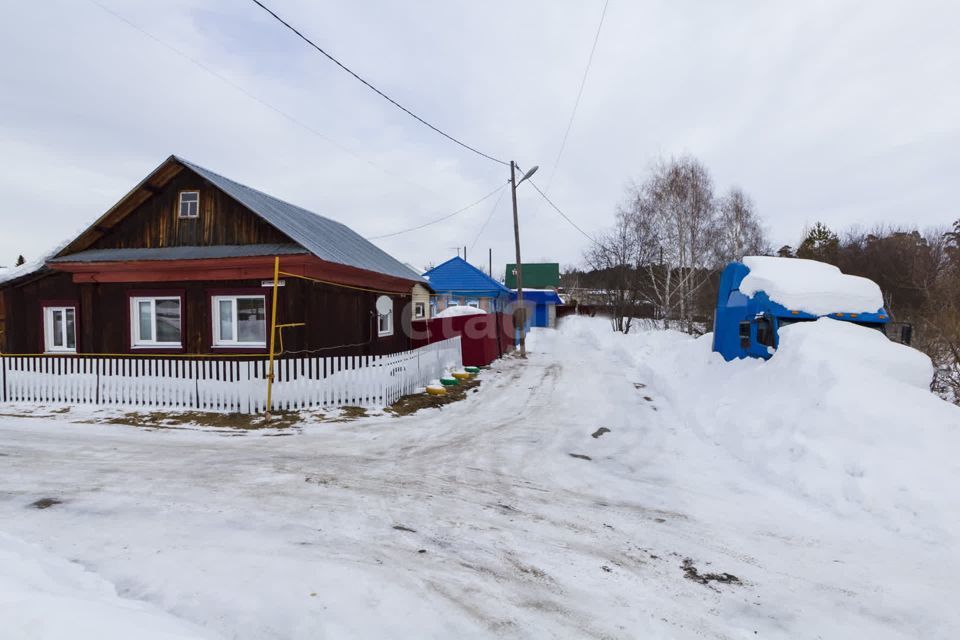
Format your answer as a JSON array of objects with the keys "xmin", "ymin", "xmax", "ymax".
[{"xmin": 0, "ymin": 337, "xmax": 462, "ymax": 414}]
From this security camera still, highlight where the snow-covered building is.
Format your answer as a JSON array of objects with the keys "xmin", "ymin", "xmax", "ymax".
[{"xmin": 712, "ymin": 256, "xmax": 895, "ymax": 360}]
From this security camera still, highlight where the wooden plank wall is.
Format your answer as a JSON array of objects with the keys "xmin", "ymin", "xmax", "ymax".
[
  {"xmin": 91, "ymin": 168, "xmax": 294, "ymax": 250},
  {"xmin": 0, "ymin": 273, "xmax": 414, "ymax": 357}
]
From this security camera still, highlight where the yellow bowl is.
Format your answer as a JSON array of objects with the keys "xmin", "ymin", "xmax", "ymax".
[
  {"xmin": 451, "ymin": 371, "xmax": 471, "ymax": 380},
  {"xmin": 426, "ymin": 385, "xmax": 447, "ymax": 396}
]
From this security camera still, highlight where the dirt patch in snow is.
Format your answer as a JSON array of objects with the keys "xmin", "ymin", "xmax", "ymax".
[
  {"xmin": 681, "ymin": 558, "xmax": 742, "ymax": 586},
  {"xmin": 30, "ymin": 497, "xmax": 62, "ymax": 510},
  {"xmin": 328, "ymin": 406, "xmax": 368, "ymax": 422},
  {"xmin": 568, "ymin": 453, "xmax": 592, "ymax": 461},
  {"xmin": 591, "ymin": 427, "xmax": 611, "ymax": 439},
  {"xmin": 385, "ymin": 379, "xmax": 482, "ymax": 416},
  {"xmin": 392, "ymin": 524, "xmax": 417, "ymax": 533},
  {"xmin": 98, "ymin": 410, "xmax": 304, "ymax": 431}
]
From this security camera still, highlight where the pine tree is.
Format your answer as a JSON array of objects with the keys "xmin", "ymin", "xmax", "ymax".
[
  {"xmin": 14, "ymin": 255, "xmax": 25, "ymax": 266},
  {"xmin": 776, "ymin": 245, "xmax": 794, "ymax": 258},
  {"xmin": 796, "ymin": 222, "xmax": 840, "ymax": 264}
]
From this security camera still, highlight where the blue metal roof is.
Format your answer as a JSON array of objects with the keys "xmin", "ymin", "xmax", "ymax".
[
  {"xmin": 175, "ymin": 157, "xmax": 423, "ymax": 283},
  {"xmin": 422, "ymin": 257, "xmax": 510, "ymax": 298},
  {"xmin": 510, "ymin": 289, "xmax": 563, "ymax": 304}
]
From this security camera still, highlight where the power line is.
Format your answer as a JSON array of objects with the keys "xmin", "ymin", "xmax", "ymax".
[
  {"xmin": 545, "ymin": 0, "xmax": 610, "ymax": 191},
  {"xmin": 470, "ymin": 187, "xmax": 508, "ymax": 251},
  {"xmin": 367, "ymin": 183, "xmax": 508, "ymax": 240},
  {"xmin": 249, "ymin": 0, "xmax": 510, "ymax": 167},
  {"xmin": 85, "ymin": 0, "xmax": 443, "ymax": 200},
  {"xmin": 516, "ymin": 164, "xmax": 598, "ymax": 245}
]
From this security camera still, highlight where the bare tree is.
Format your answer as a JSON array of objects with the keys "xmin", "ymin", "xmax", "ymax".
[
  {"xmin": 640, "ymin": 156, "xmax": 721, "ymax": 331},
  {"xmin": 714, "ymin": 188, "xmax": 769, "ymax": 263},
  {"xmin": 584, "ymin": 210, "xmax": 647, "ymax": 332},
  {"xmin": 586, "ymin": 155, "xmax": 767, "ymax": 334}
]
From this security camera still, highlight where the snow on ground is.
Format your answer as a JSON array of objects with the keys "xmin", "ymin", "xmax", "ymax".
[
  {"xmin": 1, "ymin": 317, "xmax": 957, "ymax": 639},
  {"xmin": 0, "ymin": 532, "xmax": 211, "ymax": 639},
  {"xmin": 740, "ymin": 255, "xmax": 884, "ymax": 314}
]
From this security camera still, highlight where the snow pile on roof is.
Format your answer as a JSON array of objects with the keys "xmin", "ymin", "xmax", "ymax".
[
  {"xmin": 0, "ymin": 236, "xmax": 78, "ymax": 285},
  {"xmin": 641, "ymin": 317, "xmax": 959, "ymax": 532},
  {"xmin": 434, "ymin": 305, "xmax": 487, "ymax": 319},
  {"xmin": 739, "ymin": 256, "xmax": 884, "ymax": 315},
  {"xmin": 0, "ymin": 532, "xmax": 210, "ymax": 639}
]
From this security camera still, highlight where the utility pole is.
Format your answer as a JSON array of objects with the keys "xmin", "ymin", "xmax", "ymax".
[
  {"xmin": 508, "ymin": 161, "xmax": 538, "ymax": 358},
  {"xmin": 488, "ymin": 248, "xmax": 492, "ymax": 278},
  {"xmin": 510, "ymin": 161, "xmax": 526, "ymax": 357}
]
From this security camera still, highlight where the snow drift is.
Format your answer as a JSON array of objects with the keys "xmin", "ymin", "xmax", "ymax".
[
  {"xmin": 550, "ymin": 316, "xmax": 960, "ymax": 539},
  {"xmin": 739, "ymin": 255, "xmax": 884, "ymax": 315},
  {"xmin": 644, "ymin": 317, "xmax": 959, "ymax": 536},
  {"xmin": 0, "ymin": 533, "xmax": 211, "ymax": 639}
]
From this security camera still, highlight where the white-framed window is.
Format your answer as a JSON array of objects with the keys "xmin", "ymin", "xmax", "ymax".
[
  {"xmin": 130, "ymin": 297, "xmax": 182, "ymax": 348},
  {"xmin": 414, "ymin": 302, "xmax": 426, "ymax": 319},
  {"xmin": 378, "ymin": 309, "xmax": 393, "ymax": 337},
  {"xmin": 178, "ymin": 190, "xmax": 200, "ymax": 218},
  {"xmin": 43, "ymin": 306, "xmax": 76, "ymax": 353},
  {"xmin": 466, "ymin": 299, "xmax": 480, "ymax": 308},
  {"xmin": 212, "ymin": 295, "xmax": 267, "ymax": 347}
]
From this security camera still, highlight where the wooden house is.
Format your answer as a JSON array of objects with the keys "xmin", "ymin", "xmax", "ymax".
[
  {"xmin": 0, "ymin": 155, "xmax": 427, "ymax": 357},
  {"xmin": 421, "ymin": 257, "xmax": 510, "ymax": 315}
]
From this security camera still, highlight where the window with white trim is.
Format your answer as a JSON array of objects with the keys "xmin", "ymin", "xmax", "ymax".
[
  {"xmin": 43, "ymin": 306, "xmax": 76, "ymax": 353},
  {"xmin": 466, "ymin": 299, "xmax": 480, "ymax": 308},
  {"xmin": 212, "ymin": 295, "xmax": 267, "ymax": 347},
  {"xmin": 130, "ymin": 297, "xmax": 182, "ymax": 348},
  {"xmin": 178, "ymin": 190, "xmax": 200, "ymax": 218},
  {"xmin": 414, "ymin": 302, "xmax": 426, "ymax": 319},
  {"xmin": 378, "ymin": 308, "xmax": 393, "ymax": 337}
]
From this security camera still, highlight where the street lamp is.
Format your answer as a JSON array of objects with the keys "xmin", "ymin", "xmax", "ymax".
[{"xmin": 510, "ymin": 162, "xmax": 538, "ymax": 357}]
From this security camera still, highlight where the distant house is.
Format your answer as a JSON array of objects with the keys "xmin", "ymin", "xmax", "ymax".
[
  {"xmin": 504, "ymin": 262, "xmax": 560, "ymax": 290},
  {"xmin": 0, "ymin": 155, "xmax": 425, "ymax": 357},
  {"xmin": 422, "ymin": 257, "xmax": 510, "ymax": 315},
  {"xmin": 411, "ymin": 283, "xmax": 432, "ymax": 320},
  {"xmin": 511, "ymin": 289, "xmax": 563, "ymax": 329},
  {"xmin": 503, "ymin": 262, "xmax": 562, "ymax": 329}
]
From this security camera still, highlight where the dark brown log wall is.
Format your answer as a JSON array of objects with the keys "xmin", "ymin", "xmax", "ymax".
[
  {"xmin": 1, "ymin": 273, "xmax": 413, "ymax": 357},
  {"xmin": 1, "ymin": 271, "xmax": 79, "ymax": 354},
  {"xmin": 90, "ymin": 168, "xmax": 294, "ymax": 250}
]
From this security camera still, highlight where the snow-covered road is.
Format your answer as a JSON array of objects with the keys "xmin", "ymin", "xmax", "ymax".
[{"xmin": 1, "ymin": 318, "xmax": 956, "ymax": 639}]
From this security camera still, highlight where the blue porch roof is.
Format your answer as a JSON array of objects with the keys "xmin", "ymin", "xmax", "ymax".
[
  {"xmin": 510, "ymin": 289, "xmax": 563, "ymax": 304},
  {"xmin": 422, "ymin": 257, "xmax": 510, "ymax": 298}
]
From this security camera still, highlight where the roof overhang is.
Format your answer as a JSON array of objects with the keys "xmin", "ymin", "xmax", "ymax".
[{"xmin": 49, "ymin": 254, "xmax": 419, "ymax": 294}]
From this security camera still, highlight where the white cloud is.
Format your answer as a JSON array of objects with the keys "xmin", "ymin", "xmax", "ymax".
[{"xmin": 0, "ymin": 0, "xmax": 957, "ymax": 271}]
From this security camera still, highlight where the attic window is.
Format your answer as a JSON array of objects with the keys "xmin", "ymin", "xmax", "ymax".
[{"xmin": 178, "ymin": 191, "xmax": 200, "ymax": 218}]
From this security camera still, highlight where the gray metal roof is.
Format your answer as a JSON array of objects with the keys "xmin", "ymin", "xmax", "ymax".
[
  {"xmin": 48, "ymin": 244, "xmax": 307, "ymax": 263},
  {"xmin": 175, "ymin": 157, "xmax": 424, "ymax": 283}
]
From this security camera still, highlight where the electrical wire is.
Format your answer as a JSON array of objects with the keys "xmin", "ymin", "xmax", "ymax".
[
  {"xmin": 545, "ymin": 0, "xmax": 610, "ymax": 191},
  {"xmin": 470, "ymin": 187, "xmax": 507, "ymax": 252},
  {"xmin": 249, "ymin": 0, "xmax": 510, "ymax": 167},
  {"xmin": 85, "ymin": 0, "xmax": 444, "ymax": 200},
  {"xmin": 515, "ymin": 163, "xmax": 598, "ymax": 245},
  {"xmin": 366, "ymin": 183, "xmax": 508, "ymax": 240},
  {"xmin": 277, "ymin": 270, "xmax": 413, "ymax": 296}
]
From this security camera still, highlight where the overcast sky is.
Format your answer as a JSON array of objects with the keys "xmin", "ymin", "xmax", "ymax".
[{"xmin": 1, "ymin": 0, "xmax": 957, "ymax": 273}]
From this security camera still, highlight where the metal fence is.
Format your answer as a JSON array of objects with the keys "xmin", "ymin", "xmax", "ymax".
[{"xmin": 0, "ymin": 337, "xmax": 462, "ymax": 414}]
